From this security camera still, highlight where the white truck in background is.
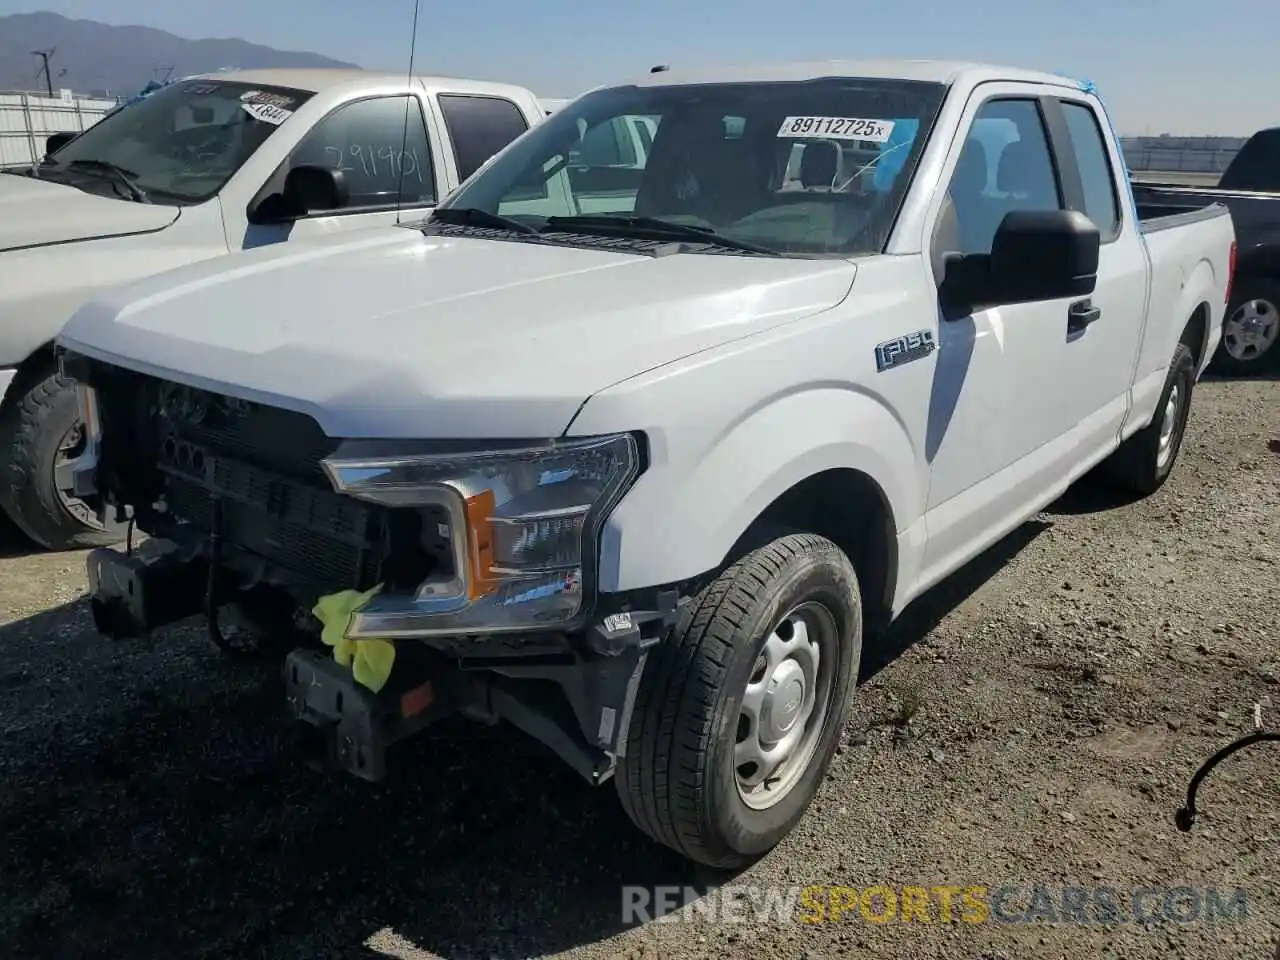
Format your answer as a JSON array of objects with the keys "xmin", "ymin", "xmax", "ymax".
[
  {"xmin": 0, "ymin": 68, "xmax": 547, "ymax": 551},
  {"xmin": 59, "ymin": 59, "xmax": 1233, "ymax": 868}
]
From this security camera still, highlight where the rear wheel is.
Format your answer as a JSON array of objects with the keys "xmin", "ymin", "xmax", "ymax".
[
  {"xmin": 615, "ymin": 533, "xmax": 863, "ymax": 869},
  {"xmin": 1102, "ymin": 342, "xmax": 1195, "ymax": 496},
  {"xmin": 1213, "ymin": 279, "xmax": 1280, "ymax": 376},
  {"xmin": 0, "ymin": 366, "xmax": 124, "ymax": 551}
]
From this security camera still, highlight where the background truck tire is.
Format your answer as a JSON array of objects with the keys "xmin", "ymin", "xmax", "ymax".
[
  {"xmin": 615, "ymin": 532, "xmax": 863, "ymax": 870},
  {"xmin": 0, "ymin": 366, "xmax": 124, "ymax": 551},
  {"xmin": 1213, "ymin": 278, "xmax": 1280, "ymax": 376},
  {"xmin": 1102, "ymin": 342, "xmax": 1195, "ymax": 496}
]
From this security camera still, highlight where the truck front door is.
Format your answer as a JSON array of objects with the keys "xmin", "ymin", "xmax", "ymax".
[
  {"xmin": 239, "ymin": 93, "xmax": 446, "ymax": 248},
  {"xmin": 920, "ymin": 91, "xmax": 1092, "ymax": 582}
]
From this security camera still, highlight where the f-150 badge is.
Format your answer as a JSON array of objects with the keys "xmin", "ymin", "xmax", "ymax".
[{"xmin": 875, "ymin": 330, "xmax": 937, "ymax": 372}]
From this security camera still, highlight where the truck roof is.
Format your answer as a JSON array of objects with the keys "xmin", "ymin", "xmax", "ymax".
[
  {"xmin": 627, "ymin": 59, "xmax": 1082, "ymax": 90},
  {"xmin": 187, "ymin": 67, "xmax": 535, "ymax": 99}
]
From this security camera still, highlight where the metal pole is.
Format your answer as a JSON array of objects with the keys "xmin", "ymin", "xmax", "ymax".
[{"xmin": 32, "ymin": 50, "xmax": 55, "ymax": 97}]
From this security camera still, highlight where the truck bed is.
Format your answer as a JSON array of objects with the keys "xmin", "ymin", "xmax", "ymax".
[
  {"xmin": 1132, "ymin": 179, "xmax": 1280, "ymax": 250},
  {"xmin": 1136, "ymin": 189, "xmax": 1233, "ymax": 234}
]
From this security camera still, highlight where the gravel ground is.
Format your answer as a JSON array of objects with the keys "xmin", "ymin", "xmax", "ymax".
[{"xmin": 1, "ymin": 375, "xmax": 1277, "ymax": 960}]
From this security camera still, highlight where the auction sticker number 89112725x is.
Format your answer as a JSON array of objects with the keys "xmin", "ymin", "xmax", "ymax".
[{"xmin": 776, "ymin": 116, "xmax": 896, "ymax": 143}]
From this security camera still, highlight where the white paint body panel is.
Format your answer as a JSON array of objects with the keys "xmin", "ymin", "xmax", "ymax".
[
  {"xmin": 54, "ymin": 61, "xmax": 1235, "ymax": 619},
  {"xmin": 59, "ymin": 228, "xmax": 856, "ymax": 438}
]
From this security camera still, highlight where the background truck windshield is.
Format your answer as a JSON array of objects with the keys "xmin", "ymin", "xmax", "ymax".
[
  {"xmin": 42, "ymin": 79, "xmax": 314, "ymax": 203},
  {"xmin": 443, "ymin": 77, "xmax": 946, "ymax": 256}
]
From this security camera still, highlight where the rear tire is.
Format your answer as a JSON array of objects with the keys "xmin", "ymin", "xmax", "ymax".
[
  {"xmin": 1212, "ymin": 279, "xmax": 1280, "ymax": 376},
  {"xmin": 1102, "ymin": 342, "xmax": 1195, "ymax": 496},
  {"xmin": 615, "ymin": 533, "xmax": 863, "ymax": 869},
  {"xmin": 0, "ymin": 367, "xmax": 124, "ymax": 551}
]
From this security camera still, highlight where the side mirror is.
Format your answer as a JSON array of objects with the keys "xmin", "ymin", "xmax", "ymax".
[
  {"xmin": 46, "ymin": 131, "xmax": 76, "ymax": 156},
  {"xmin": 248, "ymin": 164, "xmax": 350, "ymax": 225},
  {"xmin": 941, "ymin": 209, "xmax": 1100, "ymax": 312}
]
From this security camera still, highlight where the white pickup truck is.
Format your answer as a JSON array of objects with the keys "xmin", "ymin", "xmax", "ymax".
[
  {"xmin": 0, "ymin": 68, "xmax": 546, "ymax": 551},
  {"xmin": 58, "ymin": 59, "xmax": 1234, "ymax": 868}
]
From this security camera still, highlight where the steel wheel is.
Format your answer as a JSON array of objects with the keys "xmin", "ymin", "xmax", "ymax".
[
  {"xmin": 1156, "ymin": 379, "xmax": 1185, "ymax": 471},
  {"xmin": 734, "ymin": 600, "xmax": 838, "ymax": 810}
]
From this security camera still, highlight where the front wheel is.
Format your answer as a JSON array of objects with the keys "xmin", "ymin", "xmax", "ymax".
[
  {"xmin": 615, "ymin": 533, "xmax": 863, "ymax": 869},
  {"xmin": 0, "ymin": 367, "xmax": 124, "ymax": 551}
]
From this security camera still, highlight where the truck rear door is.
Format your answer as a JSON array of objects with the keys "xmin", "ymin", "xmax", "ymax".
[
  {"xmin": 1037, "ymin": 93, "xmax": 1150, "ymax": 461},
  {"xmin": 434, "ymin": 91, "xmax": 536, "ymax": 188}
]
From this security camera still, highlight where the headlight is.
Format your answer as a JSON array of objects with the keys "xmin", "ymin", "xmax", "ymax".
[{"xmin": 321, "ymin": 433, "xmax": 642, "ymax": 637}]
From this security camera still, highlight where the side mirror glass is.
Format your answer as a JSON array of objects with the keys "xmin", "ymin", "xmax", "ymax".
[
  {"xmin": 942, "ymin": 209, "xmax": 1100, "ymax": 312},
  {"xmin": 45, "ymin": 131, "xmax": 76, "ymax": 156},
  {"xmin": 249, "ymin": 164, "xmax": 350, "ymax": 225}
]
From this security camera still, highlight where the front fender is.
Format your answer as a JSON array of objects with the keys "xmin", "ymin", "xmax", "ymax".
[
  {"xmin": 589, "ymin": 386, "xmax": 924, "ymax": 596},
  {"xmin": 0, "ymin": 205, "xmax": 227, "ymax": 371}
]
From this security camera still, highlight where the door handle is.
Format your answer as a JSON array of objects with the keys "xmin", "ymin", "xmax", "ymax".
[{"xmin": 1068, "ymin": 299, "xmax": 1102, "ymax": 334}]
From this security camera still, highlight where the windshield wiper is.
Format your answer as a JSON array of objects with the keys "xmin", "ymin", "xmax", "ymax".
[
  {"xmin": 543, "ymin": 215, "xmax": 780, "ymax": 255},
  {"xmin": 429, "ymin": 207, "xmax": 539, "ymax": 235},
  {"xmin": 66, "ymin": 159, "xmax": 149, "ymax": 203}
]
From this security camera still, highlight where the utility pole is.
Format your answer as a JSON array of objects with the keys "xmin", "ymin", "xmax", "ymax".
[{"xmin": 32, "ymin": 48, "xmax": 55, "ymax": 96}]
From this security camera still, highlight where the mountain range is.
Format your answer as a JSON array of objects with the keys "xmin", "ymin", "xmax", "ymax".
[{"xmin": 0, "ymin": 12, "xmax": 359, "ymax": 97}]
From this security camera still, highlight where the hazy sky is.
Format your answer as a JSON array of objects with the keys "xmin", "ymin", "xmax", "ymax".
[{"xmin": 2, "ymin": 0, "xmax": 1275, "ymax": 135}]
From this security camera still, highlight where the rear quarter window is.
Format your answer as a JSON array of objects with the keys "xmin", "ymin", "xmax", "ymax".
[{"xmin": 437, "ymin": 94, "xmax": 530, "ymax": 182}]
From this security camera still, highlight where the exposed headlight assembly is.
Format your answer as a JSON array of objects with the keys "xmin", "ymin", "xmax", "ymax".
[{"xmin": 322, "ymin": 433, "xmax": 643, "ymax": 638}]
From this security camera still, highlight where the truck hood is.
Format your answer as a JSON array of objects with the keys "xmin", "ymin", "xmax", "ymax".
[
  {"xmin": 0, "ymin": 171, "xmax": 179, "ymax": 252},
  {"xmin": 58, "ymin": 227, "xmax": 856, "ymax": 438}
]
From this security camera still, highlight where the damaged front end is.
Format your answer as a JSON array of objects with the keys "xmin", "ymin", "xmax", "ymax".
[{"xmin": 61, "ymin": 350, "xmax": 676, "ymax": 785}]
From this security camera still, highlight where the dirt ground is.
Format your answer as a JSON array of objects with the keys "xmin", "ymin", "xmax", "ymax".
[{"xmin": 1, "ymin": 375, "xmax": 1277, "ymax": 960}]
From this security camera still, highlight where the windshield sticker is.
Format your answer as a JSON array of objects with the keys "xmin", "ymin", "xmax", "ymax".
[
  {"xmin": 183, "ymin": 82, "xmax": 220, "ymax": 96},
  {"xmin": 777, "ymin": 116, "xmax": 896, "ymax": 143},
  {"xmin": 241, "ymin": 101, "xmax": 293, "ymax": 126},
  {"xmin": 241, "ymin": 89, "xmax": 299, "ymax": 109}
]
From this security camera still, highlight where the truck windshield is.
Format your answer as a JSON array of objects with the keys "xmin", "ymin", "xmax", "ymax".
[
  {"xmin": 36, "ymin": 79, "xmax": 314, "ymax": 204},
  {"xmin": 441, "ymin": 77, "xmax": 947, "ymax": 257}
]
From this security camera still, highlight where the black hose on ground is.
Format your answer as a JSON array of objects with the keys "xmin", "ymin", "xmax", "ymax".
[{"xmin": 1175, "ymin": 730, "xmax": 1279, "ymax": 831}]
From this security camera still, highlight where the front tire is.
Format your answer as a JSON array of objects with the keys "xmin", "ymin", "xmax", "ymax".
[
  {"xmin": 615, "ymin": 533, "xmax": 863, "ymax": 869},
  {"xmin": 0, "ymin": 367, "xmax": 124, "ymax": 551},
  {"xmin": 1102, "ymin": 342, "xmax": 1195, "ymax": 496}
]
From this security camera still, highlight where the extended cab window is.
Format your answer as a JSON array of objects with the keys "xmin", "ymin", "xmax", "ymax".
[
  {"xmin": 943, "ymin": 99, "xmax": 1062, "ymax": 255},
  {"xmin": 31, "ymin": 79, "xmax": 314, "ymax": 204},
  {"xmin": 440, "ymin": 78, "xmax": 947, "ymax": 257},
  {"xmin": 1060, "ymin": 101, "xmax": 1121, "ymax": 239},
  {"xmin": 437, "ymin": 94, "xmax": 530, "ymax": 182},
  {"xmin": 289, "ymin": 96, "xmax": 436, "ymax": 209}
]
